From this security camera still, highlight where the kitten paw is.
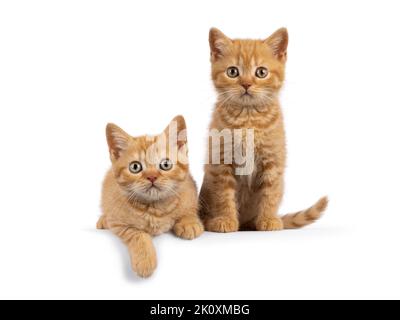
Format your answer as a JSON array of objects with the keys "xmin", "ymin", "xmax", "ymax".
[
  {"xmin": 206, "ymin": 216, "xmax": 239, "ymax": 233},
  {"xmin": 96, "ymin": 216, "xmax": 108, "ymax": 230},
  {"xmin": 256, "ymin": 217, "xmax": 284, "ymax": 231},
  {"xmin": 132, "ymin": 255, "xmax": 157, "ymax": 278},
  {"xmin": 174, "ymin": 221, "xmax": 204, "ymax": 240}
]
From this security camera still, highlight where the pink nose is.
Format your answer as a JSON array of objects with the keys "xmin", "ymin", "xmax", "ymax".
[
  {"xmin": 147, "ymin": 176, "xmax": 158, "ymax": 183},
  {"xmin": 242, "ymin": 83, "xmax": 251, "ymax": 90}
]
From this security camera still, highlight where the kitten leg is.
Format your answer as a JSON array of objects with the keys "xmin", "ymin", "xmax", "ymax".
[
  {"xmin": 255, "ymin": 164, "xmax": 284, "ymax": 231},
  {"xmin": 128, "ymin": 232, "xmax": 157, "ymax": 278},
  {"xmin": 201, "ymin": 165, "xmax": 239, "ymax": 233},
  {"xmin": 110, "ymin": 224, "xmax": 157, "ymax": 278},
  {"xmin": 174, "ymin": 214, "xmax": 204, "ymax": 240}
]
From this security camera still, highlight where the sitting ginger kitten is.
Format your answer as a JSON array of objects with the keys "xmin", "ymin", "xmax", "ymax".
[
  {"xmin": 97, "ymin": 116, "xmax": 203, "ymax": 278},
  {"xmin": 200, "ymin": 28, "xmax": 328, "ymax": 232}
]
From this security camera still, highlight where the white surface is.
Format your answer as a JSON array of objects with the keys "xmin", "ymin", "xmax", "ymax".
[{"xmin": 1, "ymin": 0, "xmax": 400, "ymax": 300}]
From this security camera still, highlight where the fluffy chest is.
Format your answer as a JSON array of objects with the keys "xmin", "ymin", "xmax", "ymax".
[
  {"xmin": 140, "ymin": 212, "xmax": 175, "ymax": 236},
  {"xmin": 216, "ymin": 107, "xmax": 284, "ymax": 156},
  {"xmin": 122, "ymin": 205, "xmax": 177, "ymax": 236}
]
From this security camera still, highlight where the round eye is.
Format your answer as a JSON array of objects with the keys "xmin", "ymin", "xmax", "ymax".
[
  {"xmin": 255, "ymin": 67, "xmax": 269, "ymax": 78},
  {"xmin": 129, "ymin": 161, "xmax": 143, "ymax": 174},
  {"xmin": 226, "ymin": 66, "xmax": 240, "ymax": 78},
  {"xmin": 159, "ymin": 159, "xmax": 173, "ymax": 171}
]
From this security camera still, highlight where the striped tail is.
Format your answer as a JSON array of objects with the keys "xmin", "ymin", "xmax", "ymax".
[{"xmin": 282, "ymin": 197, "xmax": 328, "ymax": 229}]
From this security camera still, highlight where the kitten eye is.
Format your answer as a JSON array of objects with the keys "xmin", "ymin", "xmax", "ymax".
[
  {"xmin": 159, "ymin": 159, "xmax": 173, "ymax": 171},
  {"xmin": 255, "ymin": 67, "xmax": 269, "ymax": 78},
  {"xmin": 129, "ymin": 161, "xmax": 143, "ymax": 174},
  {"xmin": 226, "ymin": 66, "xmax": 240, "ymax": 78}
]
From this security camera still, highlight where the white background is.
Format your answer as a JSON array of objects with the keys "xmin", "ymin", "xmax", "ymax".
[{"xmin": 1, "ymin": 0, "xmax": 399, "ymax": 300}]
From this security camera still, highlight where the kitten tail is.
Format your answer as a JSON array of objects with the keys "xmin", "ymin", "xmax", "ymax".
[{"xmin": 282, "ymin": 197, "xmax": 328, "ymax": 229}]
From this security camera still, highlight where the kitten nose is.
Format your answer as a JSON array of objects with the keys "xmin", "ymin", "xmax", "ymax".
[
  {"xmin": 147, "ymin": 176, "xmax": 158, "ymax": 183},
  {"xmin": 242, "ymin": 83, "xmax": 252, "ymax": 90}
]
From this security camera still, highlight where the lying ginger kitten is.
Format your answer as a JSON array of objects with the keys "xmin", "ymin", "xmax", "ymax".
[{"xmin": 97, "ymin": 116, "xmax": 203, "ymax": 278}]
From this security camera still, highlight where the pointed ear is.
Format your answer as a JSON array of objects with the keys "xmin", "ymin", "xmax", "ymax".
[
  {"xmin": 264, "ymin": 28, "xmax": 289, "ymax": 62},
  {"xmin": 164, "ymin": 115, "xmax": 187, "ymax": 149},
  {"xmin": 209, "ymin": 28, "xmax": 232, "ymax": 61},
  {"xmin": 106, "ymin": 123, "xmax": 130, "ymax": 160}
]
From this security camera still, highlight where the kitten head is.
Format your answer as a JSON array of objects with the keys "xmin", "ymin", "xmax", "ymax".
[
  {"xmin": 106, "ymin": 116, "xmax": 189, "ymax": 203},
  {"xmin": 209, "ymin": 28, "xmax": 288, "ymax": 107}
]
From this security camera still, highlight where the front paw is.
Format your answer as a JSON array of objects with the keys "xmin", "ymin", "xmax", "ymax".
[
  {"xmin": 96, "ymin": 216, "xmax": 108, "ymax": 230},
  {"xmin": 256, "ymin": 217, "xmax": 283, "ymax": 231},
  {"xmin": 174, "ymin": 220, "xmax": 204, "ymax": 240},
  {"xmin": 132, "ymin": 254, "xmax": 157, "ymax": 278},
  {"xmin": 205, "ymin": 216, "xmax": 239, "ymax": 233}
]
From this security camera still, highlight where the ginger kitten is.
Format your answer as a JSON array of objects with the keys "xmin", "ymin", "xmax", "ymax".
[
  {"xmin": 98, "ymin": 116, "xmax": 203, "ymax": 278},
  {"xmin": 200, "ymin": 28, "xmax": 328, "ymax": 232}
]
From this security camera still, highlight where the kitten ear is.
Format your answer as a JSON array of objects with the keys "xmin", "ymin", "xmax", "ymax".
[
  {"xmin": 264, "ymin": 28, "xmax": 289, "ymax": 62},
  {"xmin": 209, "ymin": 28, "xmax": 232, "ymax": 60},
  {"xmin": 106, "ymin": 123, "xmax": 130, "ymax": 160},
  {"xmin": 164, "ymin": 115, "xmax": 187, "ymax": 149}
]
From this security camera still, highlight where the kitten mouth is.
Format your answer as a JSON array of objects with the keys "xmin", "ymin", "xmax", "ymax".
[
  {"xmin": 241, "ymin": 92, "xmax": 253, "ymax": 98},
  {"xmin": 147, "ymin": 184, "xmax": 160, "ymax": 192}
]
